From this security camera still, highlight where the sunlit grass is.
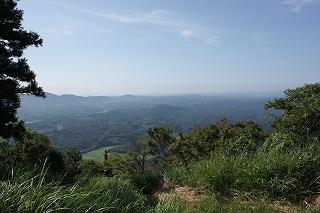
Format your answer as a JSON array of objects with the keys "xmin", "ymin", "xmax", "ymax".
[
  {"xmin": 82, "ymin": 145, "xmax": 119, "ymax": 162},
  {"xmin": 165, "ymin": 144, "xmax": 320, "ymax": 202},
  {"xmin": 0, "ymin": 168, "xmax": 148, "ymax": 213}
]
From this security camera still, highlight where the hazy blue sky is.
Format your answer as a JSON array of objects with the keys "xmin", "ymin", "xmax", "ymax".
[{"xmin": 19, "ymin": 0, "xmax": 320, "ymax": 95}]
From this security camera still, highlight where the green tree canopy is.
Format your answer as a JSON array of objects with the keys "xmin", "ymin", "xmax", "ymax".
[
  {"xmin": 147, "ymin": 126, "xmax": 175, "ymax": 162},
  {"xmin": 168, "ymin": 120, "xmax": 266, "ymax": 164},
  {"xmin": 265, "ymin": 83, "xmax": 320, "ymax": 144},
  {"xmin": 0, "ymin": 0, "xmax": 44, "ymax": 139}
]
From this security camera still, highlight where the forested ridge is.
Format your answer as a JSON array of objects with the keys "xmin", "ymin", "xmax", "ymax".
[{"xmin": 19, "ymin": 93, "xmax": 274, "ymax": 151}]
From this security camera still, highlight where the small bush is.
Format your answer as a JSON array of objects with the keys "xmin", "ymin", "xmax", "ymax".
[
  {"xmin": 129, "ymin": 172, "xmax": 161, "ymax": 195},
  {"xmin": 78, "ymin": 159, "xmax": 105, "ymax": 178}
]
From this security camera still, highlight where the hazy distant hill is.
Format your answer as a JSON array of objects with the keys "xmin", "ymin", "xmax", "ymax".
[{"xmin": 19, "ymin": 93, "xmax": 278, "ymax": 152}]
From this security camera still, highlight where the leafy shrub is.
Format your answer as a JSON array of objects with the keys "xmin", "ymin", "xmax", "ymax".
[
  {"xmin": 129, "ymin": 171, "xmax": 161, "ymax": 195},
  {"xmin": 0, "ymin": 132, "xmax": 74, "ymax": 178},
  {"xmin": 226, "ymin": 135, "xmax": 257, "ymax": 156},
  {"xmin": 168, "ymin": 124, "xmax": 222, "ymax": 164},
  {"xmin": 265, "ymin": 83, "xmax": 320, "ymax": 144},
  {"xmin": 164, "ymin": 166, "xmax": 189, "ymax": 184},
  {"xmin": 225, "ymin": 121, "xmax": 267, "ymax": 156},
  {"xmin": 78, "ymin": 159, "xmax": 105, "ymax": 178},
  {"xmin": 153, "ymin": 194, "xmax": 278, "ymax": 213},
  {"xmin": 168, "ymin": 120, "xmax": 266, "ymax": 165}
]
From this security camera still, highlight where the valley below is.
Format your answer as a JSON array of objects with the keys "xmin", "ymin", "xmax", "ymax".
[{"xmin": 19, "ymin": 93, "xmax": 275, "ymax": 152}]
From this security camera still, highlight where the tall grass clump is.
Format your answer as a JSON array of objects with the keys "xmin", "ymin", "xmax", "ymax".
[
  {"xmin": 0, "ymin": 168, "xmax": 149, "ymax": 213},
  {"xmin": 165, "ymin": 142, "xmax": 320, "ymax": 202},
  {"xmin": 196, "ymin": 197, "xmax": 280, "ymax": 213},
  {"xmin": 153, "ymin": 196, "xmax": 188, "ymax": 213},
  {"xmin": 153, "ymin": 194, "xmax": 278, "ymax": 213}
]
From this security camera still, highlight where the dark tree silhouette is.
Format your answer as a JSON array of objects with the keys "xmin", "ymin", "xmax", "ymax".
[{"xmin": 0, "ymin": 0, "xmax": 44, "ymax": 139}]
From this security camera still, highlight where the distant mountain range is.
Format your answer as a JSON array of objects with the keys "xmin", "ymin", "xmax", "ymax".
[{"xmin": 19, "ymin": 92, "xmax": 279, "ymax": 152}]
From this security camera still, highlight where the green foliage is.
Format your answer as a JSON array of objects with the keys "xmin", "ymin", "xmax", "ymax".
[
  {"xmin": 266, "ymin": 83, "xmax": 320, "ymax": 144},
  {"xmin": 166, "ymin": 143, "xmax": 320, "ymax": 202},
  {"xmin": 163, "ymin": 166, "xmax": 189, "ymax": 184},
  {"xmin": 103, "ymin": 135, "xmax": 170, "ymax": 175},
  {"xmin": 168, "ymin": 120, "xmax": 266, "ymax": 164},
  {"xmin": 0, "ymin": 131, "xmax": 64, "ymax": 172},
  {"xmin": 0, "ymin": 138, "xmax": 17, "ymax": 165},
  {"xmin": 3, "ymin": 83, "xmax": 320, "ymax": 211},
  {"xmin": 165, "ymin": 154, "xmax": 236, "ymax": 194},
  {"xmin": 47, "ymin": 148, "xmax": 65, "ymax": 174},
  {"xmin": 153, "ymin": 195, "xmax": 278, "ymax": 213},
  {"xmin": 79, "ymin": 159, "xmax": 105, "ymax": 178},
  {"xmin": 153, "ymin": 196, "xmax": 188, "ymax": 213},
  {"xmin": 225, "ymin": 121, "xmax": 267, "ymax": 155},
  {"xmin": 262, "ymin": 132, "xmax": 295, "ymax": 153},
  {"xmin": 126, "ymin": 138, "xmax": 156, "ymax": 172},
  {"xmin": 147, "ymin": 126, "xmax": 176, "ymax": 163},
  {"xmin": 21, "ymin": 131, "xmax": 53, "ymax": 165},
  {"xmin": 0, "ymin": 131, "xmax": 85, "ymax": 183},
  {"xmin": 0, "ymin": 170, "xmax": 149, "ymax": 213},
  {"xmin": 196, "ymin": 197, "xmax": 279, "ymax": 213},
  {"xmin": 3, "ymin": 0, "xmax": 320, "ymax": 211},
  {"xmin": 61, "ymin": 147, "xmax": 82, "ymax": 182},
  {"xmin": 103, "ymin": 153, "xmax": 134, "ymax": 175},
  {"xmin": 0, "ymin": 0, "xmax": 44, "ymax": 139},
  {"xmin": 129, "ymin": 171, "xmax": 161, "ymax": 195},
  {"xmin": 169, "ymin": 124, "xmax": 221, "ymax": 164}
]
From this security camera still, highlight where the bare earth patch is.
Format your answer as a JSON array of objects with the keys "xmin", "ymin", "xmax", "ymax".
[
  {"xmin": 154, "ymin": 178, "xmax": 205, "ymax": 205},
  {"xmin": 314, "ymin": 195, "xmax": 320, "ymax": 207},
  {"xmin": 271, "ymin": 201, "xmax": 299, "ymax": 213},
  {"xmin": 154, "ymin": 178, "xmax": 314, "ymax": 213}
]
